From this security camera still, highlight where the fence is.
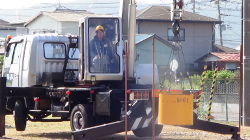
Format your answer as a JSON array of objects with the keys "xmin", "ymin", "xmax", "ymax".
[{"xmin": 198, "ymin": 78, "xmax": 240, "ymax": 122}]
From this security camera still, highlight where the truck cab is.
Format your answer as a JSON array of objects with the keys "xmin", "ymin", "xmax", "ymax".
[
  {"xmin": 79, "ymin": 16, "xmax": 124, "ymax": 83},
  {"xmin": 2, "ymin": 34, "xmax": 79, "ymax": 87}
]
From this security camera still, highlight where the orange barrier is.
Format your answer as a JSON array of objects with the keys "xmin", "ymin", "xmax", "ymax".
[{"xmin": 158, "ymin": 93, "xmax": 193, "ymax": 125}]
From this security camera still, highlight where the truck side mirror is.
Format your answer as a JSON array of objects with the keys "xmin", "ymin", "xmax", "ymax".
[
  {"xmin": 5, "ymin": 42, "xmax": 10, "ymax": 53},
  {"xmin": 4, "ymin": 35, "xmax": 12, "ymax": 53},
  {"xmin": 68, "ymin": 37, "xmax": 78, "ymax": 48}
]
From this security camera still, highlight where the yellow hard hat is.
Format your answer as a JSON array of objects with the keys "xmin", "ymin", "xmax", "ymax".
[{"xmin": 95, "ymin": 25, "xmax": 104, "ymax": 32}]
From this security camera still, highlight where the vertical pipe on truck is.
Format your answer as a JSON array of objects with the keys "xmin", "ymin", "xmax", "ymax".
[
  {"xmin": 124, "ymin": 42, "xmax": 129, "ymax": 140},
  {"xmin": 152, "ymin": 37, "xmax": 156, "ymax": 140},
  {"xmin": 128, "ymin": 0, "xmax": 136, "ymax": 78}
]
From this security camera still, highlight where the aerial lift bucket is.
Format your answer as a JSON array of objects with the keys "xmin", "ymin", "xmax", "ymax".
[{"xmin": 157, "ymin": 90, "xmax": 194, "ymax": 125}]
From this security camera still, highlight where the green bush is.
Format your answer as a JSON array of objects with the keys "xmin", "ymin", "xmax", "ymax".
[
  {"xmin": 188, "ymin": 74, "xmax": 201, "ymax": 89},
  {"xmin": 0, "ymin": 55, "xmax": 3, "ymax": 73},
  {"xmin": 204, "ymin": 70, "xmax": 235, "ymax": 79},
  {"xmin": 216, "ymin": 70, "xmax": 235, "ymax": 79},
  {"xmin": 205, "ymin": 70, "xmax": 214, "ymax": 79}
]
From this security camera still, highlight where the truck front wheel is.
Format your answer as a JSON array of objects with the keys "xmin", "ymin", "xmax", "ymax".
[
  {"xmin": 14, "ymin": 100, "xmax": 27, "ymax": 131},
  {"xmin": 70, "ymin": 104, "xmax": 92, "ymax": 131}
]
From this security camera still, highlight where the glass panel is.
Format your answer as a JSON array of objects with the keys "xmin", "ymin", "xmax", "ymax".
[
  {"xmin": 88, "ymin": 18, "xmax": 120, "ymax": 73},
  {"xmin": 44, "ymin": 43, "xmax": 66, "ymax": 59},
  {"xmin": 167, "ymin": 28, "xmax": 185, "ymax": 41},
  {"xmin": 12, "ymin": 42, "xmax": 23, "ymax": 64},
  {"xmin": 69, "ymin": 48, "xmax": 79, "ymax": 59}
]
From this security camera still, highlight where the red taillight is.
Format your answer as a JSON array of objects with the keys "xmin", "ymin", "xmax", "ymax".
[
  {"xmin": 90, "ymin": 90, "xmax": 94, "ymax": 94},
  {"xmin": 66, "ymin": 91, "xmax": 71, "ymax": 95},
  {"xmin": 34, "ymin": 98, "xmax": 39, "ymax": 102}
]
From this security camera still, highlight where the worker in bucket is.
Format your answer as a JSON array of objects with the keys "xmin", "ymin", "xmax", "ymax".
[{"xmin": 90, "ymin": 25, "xmax": 118, "ymax": 73}]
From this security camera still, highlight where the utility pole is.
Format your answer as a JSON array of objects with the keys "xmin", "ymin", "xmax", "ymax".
[
  {"xmin": 192, "ymin": 0, "xmax": 196, "ymax": 13},
  {"xmin": 243, "ymin": 0, "xmax": 250, "ymax": 126},
  {"xmin": 217, "ymin": 0, "xmax": 223, "ymax": 46}
]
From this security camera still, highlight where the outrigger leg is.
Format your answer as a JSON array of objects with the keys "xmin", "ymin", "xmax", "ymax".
[{"xmin": 72, "ymin": 100, "xmax": 158, "ymax": 140}]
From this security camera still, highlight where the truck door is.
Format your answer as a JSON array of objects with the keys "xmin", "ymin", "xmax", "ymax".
[{"xmin": 3, "ymin": 41, "xmax": 24, "ymax": 87}]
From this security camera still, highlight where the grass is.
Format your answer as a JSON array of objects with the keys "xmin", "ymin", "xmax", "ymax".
[
  {"xmin": 2, "ymin": 115, "xmax": 149, "ymax": 140},
  {"xmin": 2, "ymin": 115, "xmax": 250, "ymax": 140},
  {"xmin": 4, "ymin": 115, "xmax": 71, "ymax": 140}
]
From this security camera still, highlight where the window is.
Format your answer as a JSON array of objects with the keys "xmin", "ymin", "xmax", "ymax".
[
  {"xmin": 69, "ymin": 48, "xmax": 79, "ymax": 59},
  {"xmin": 167, "ymin": 28, "xmax": 185, "ymax": 41},
  {"xmin": 4, "ymin": 43, "xmax": 15, "ymax": 67},
  {"xmin": 12, "ymin": 42, "xmax": 23, "ymax": 64},
  {"xmin": 225, "ymin": 63, "xmax": 237, "ymax": 70},
  {"xmin": 44, "ymin": 43, "xmax": 66, "ymax": 59},
  {"xmin": 88, "ymin": 18, "xmax": 120, "ymax": 73}
]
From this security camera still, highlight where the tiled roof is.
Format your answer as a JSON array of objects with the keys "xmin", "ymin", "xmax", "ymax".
[
  {"xmin": 0, "ymin": 19, "xmax": 9, "ymax": 25},
  {"xmin": 137, "ymin": 6, "xmax": 221, "ymax": 24},
  {"xmin": 211, "ymin": 52, "xmax": 240, "ymax": 62},
  {"xmin": 25, "ymin": 10, "xmax": 93, "ymax": 26}
]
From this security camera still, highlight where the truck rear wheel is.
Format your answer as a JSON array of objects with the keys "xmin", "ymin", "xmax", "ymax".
[
  {"xmin": 70, "ymin": 104, "xmax": 92, "ymax": 131},
  {"xmin": 132, "ymin": 124, "xmax": 163, "ymax": 137},
  {"xmin": 14, "ymin": 100, "xmax": 27, "ymax": 131}
]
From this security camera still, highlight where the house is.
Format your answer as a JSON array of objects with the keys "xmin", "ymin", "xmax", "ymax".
[
  {"xmin": 0, "ymin": 37, "xmax": 5, "ymax": 55},
  {"xmin": 0, "ymin": 19, "xmax": 16, "ymax": 38},
  {"xmin": 197, "ymin": 52, "xmax": 240, "ymax": 70},
  {"xmin": 135, "ymin": 34, "xmax": 175, "ymax": 81},
  {"xmin": 25, "ymin": 9, "xmax": 93, "ymax": 35},
  {"xmin": 10, "ymin": 22, "xmax": 28, "ymax": 36},
  {"xmin": 136, "ymin": 6, "xmax": 222, "ymax": 71},
  {"xmin": 0, "ymin": 19, "xmax": 27, "ymax": 38}
]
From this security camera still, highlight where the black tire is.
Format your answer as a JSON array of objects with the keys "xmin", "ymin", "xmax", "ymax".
[
  {"xmin": 14, "ymin": 100, "xmax": 27, "ymax": 131},
  {"xmin": 70, "ymin": 104, "xmax": 92, "ymax": 131},
  {"xmin": 133, "ymin": 124, "xmax": 163, "ymax": 137}
]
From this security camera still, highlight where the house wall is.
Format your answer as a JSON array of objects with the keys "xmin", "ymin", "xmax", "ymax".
[
  {"xmin": 135, "ymin": 37, "xmax": 173, "ymax": 81},
  {"xmin": 61, "ymin": 21, "xmax": 79, "ymax": 35},
  {"xmin": 26, "ymin": 16, "xmax": 62, "ymax": 34},
  {"xmin": 0, "ymin": 29, "xmax": 16, "ymax": 38},
  {"xmin": 137, "ymin": 21, "xmax": 214, "ymax": 70}
]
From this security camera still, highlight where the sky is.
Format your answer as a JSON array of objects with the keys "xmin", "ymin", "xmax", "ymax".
[
  {"xmin": 0, "ymin": 0, "xmax": 242, "ymax": 48},
  {"xmin": 0, "ymin": 0, "xmax": 74, "ymax": 9},
  {"xmin": 0, "ymin": 0, "xmax": 170, "ymax": 9}
]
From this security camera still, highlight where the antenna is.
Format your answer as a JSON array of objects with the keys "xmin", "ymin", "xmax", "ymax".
[
  {"xmin": 58, "ymin": 0, "xmax": 62, "ymax": 8},
  {"xmin": 55, "ymin": 0, "xmax": 71, "ymax": 11}
]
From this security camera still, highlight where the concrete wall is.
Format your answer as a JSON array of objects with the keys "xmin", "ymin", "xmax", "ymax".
[
  {"xmin": 26, "ymin": 15, "xmax": 61, "ymax": 34},
  {"xmin": 137, "ymin": 21, "xmax": 214, "ymax": 70}
]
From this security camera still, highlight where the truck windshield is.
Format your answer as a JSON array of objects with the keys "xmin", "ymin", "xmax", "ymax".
[{"xmin": 88, "ymin": 18, "xmax": 120, "ymax": 73}]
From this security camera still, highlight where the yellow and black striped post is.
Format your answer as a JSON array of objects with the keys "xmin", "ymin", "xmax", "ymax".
[
  {"xmin": 196, "ymin": 65, "xmax": 208, "ymax": 110},
  {"xmin": 207, "ymin": 66, "xmax": 219, "ymax": 120}
]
